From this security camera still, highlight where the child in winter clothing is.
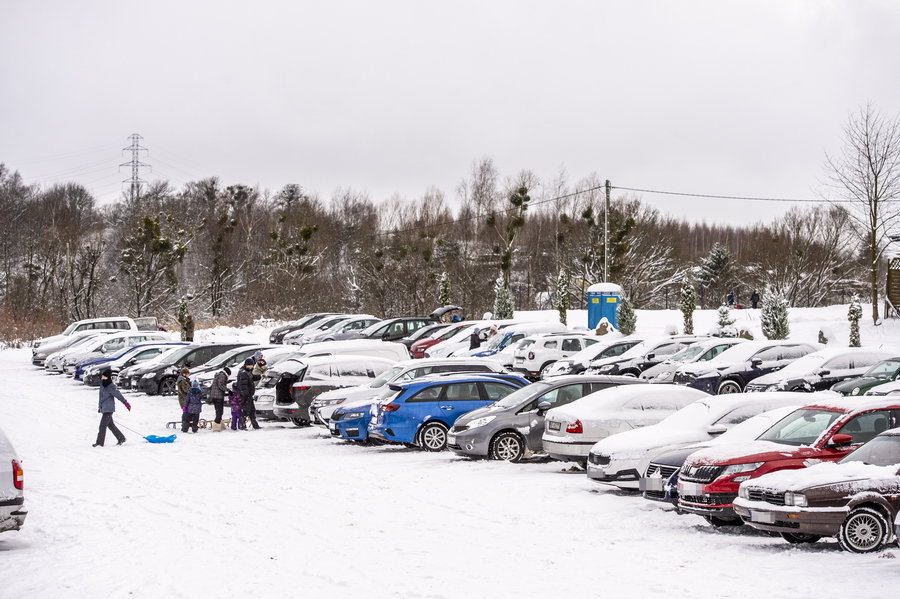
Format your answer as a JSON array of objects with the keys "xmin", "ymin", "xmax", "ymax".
[
  {"xmin": 228, "ymin": 383, "xmax": 243, "ymax": 430},
  {"xmin": 182, "ymin": 380, "xmax": 204, "ymax": 433}
]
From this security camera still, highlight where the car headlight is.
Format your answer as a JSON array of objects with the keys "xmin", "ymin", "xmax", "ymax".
[
  {"xmin": 851, "ymin": 387, "xmax": 861, "ymax": 395},
  {"xmin": 319, "ymin": 398, "xmax": 345, "ymax": 406},
  {"xmin": 142, "ymin": 372, "xmax": 157, "ymax": 379},
  {"xmin": 466, "ymin": 416, "xmax": 496, "ymax": 430},
  {"xmin": 721, "ymin": 462, "xmax": 764, "ymax": 478},
  {"xmin": 738, "ymin": 485, "xmax": 750, "ymax": 500},
  {"xmin": 597, "ymin": 364, "xmax": 615, "ymax": 372},
  {"xmin": 784, "ymin": 492, "xmax": 807, "ymax": 507},
  {"xmin": 343, "ymin": 412, "xmax": 366, "ymax": 420}
]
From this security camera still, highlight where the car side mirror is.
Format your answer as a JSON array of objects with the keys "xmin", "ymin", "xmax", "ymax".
[
  {"xmin": 646, "ymin": 353, "xmax": 655, "ymax": 361},
  {"xmin": 126, "ymin": 358, "xmax": 135, "ymax": 366},
  {"xmin": 707, "ymin": 424, "xmax": 727, "ymax": 436},
  {"xmin": 817, "ymin": 369, "xmax": 831, "ymax": 376},
  {"xmin": 185, "ymin": 361, "xmax": 193, "ymax": 368},
  {"xmin": 537, "ymin": 401, "xmax": 551, "ymax": 414},
  {"xmin": 751, "ymin": 358, "xmax": 763, "ymax": 367},
  {"xmin": 828, "ymin": 433, "xmax": 854, "ymax": 448}
]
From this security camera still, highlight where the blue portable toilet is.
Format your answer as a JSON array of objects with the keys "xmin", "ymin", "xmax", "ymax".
[{"xmin": 587, "ymin": 283, "xmax": 624, "ymax": 330}]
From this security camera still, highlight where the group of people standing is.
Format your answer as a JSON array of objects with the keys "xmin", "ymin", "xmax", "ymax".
[{"xmin": 178, "ymin": 351, "xmax": 268, "ymax": 432}]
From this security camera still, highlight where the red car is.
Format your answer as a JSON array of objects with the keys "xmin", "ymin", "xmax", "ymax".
[
  {"xmin": 677, "ymin": 397, "xmax": 900, "ymax": 525},
  {"xmin": 410, "ymin": 323, "xmax": 470, "ymax": 359}
]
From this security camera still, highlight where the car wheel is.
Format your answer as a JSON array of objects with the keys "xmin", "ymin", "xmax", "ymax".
[
  {"xmin": 419, "ymin": 422, "xmax": 449, "ymax": 451},
  {"xmin": 539, "ymin": 362, "xmax": 556, "ymax": 379},
  {"xmin": 159, "ymin": 377, "xmax": 177, "ymax": 396},
  {"xmin": 490, "ymin": 431, "xmax": 525, "ymax": 462},
  {"xmin": 717, "ymin": 380, "xmax": 742, "ymax": 395},
  {"xmin": 838, "ymin": 506, "xmax": 890, "ymax": 553},
  {"xmin": 781, "ymin": 532, "xmax": 821, "ymax": 544},
  {"xmin": 620, "ymin": 371, "xmax": 638, "ymax": 378},
  {"xmin": 290, "ymin": 418, "xmax": 309, "ymax": 427},
  {"xmin": 704, "ymin": 515, "xmax": 742, "ymax": 527}
]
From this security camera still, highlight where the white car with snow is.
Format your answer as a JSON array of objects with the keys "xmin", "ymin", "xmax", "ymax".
[
  {"xmin": 586, "ymin": 335, "xmax": 708, "ymax": 378},
  {"xmin": 511, "ymin": 331, "xmax": 600, "ymax": 380},
  {"xmin": 0, "ymin": 426, "xmax": 26, "ymax": 533},
  {"xmin": 640, "ymin": 337, "xmax": 747, "ymax": 383},
  {"xmin": 59, "ymin": 330, "xmax": 172, "ymax": 375},
  {"xmin": 586, "ymin": 392, "xmax": 812, "ymax": 489},
  {"xmin": 542, "ymin": 385, "xmax": 708, "ymax": 462},
  {"xmin": 542, "ymin": 336, "xmax": 643, "ymax": 378}
]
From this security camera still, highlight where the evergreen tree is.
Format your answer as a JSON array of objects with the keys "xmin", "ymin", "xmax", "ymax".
[
  {"xmin": 119, "ymin": 214, "xmax": 190, "ymax": 317},
  {"xmin": 556, "ymin": 267, "xmax": 569, "ymax": 325},
  {"xmin": 438, "ymin": 271, "xmax": 452, "ymax": 317},
  {"xmin": 848, "ymin": 294, "xmax": 862, "ymax": 347},
  {"xmin": 680, "ymin": 274, "xmax": 696, "ymax": 335},
  {"xmin": 493, "ymin": 276, "xmax": 513, "ymax": 319},
  {"xmin": 617, "ymin": 295, "xmax": 636, "ymax": 336},
  {"xmin": 761, "ymin": 287, "xmax": 790, "ymax": 340},
  {"xmin": 715, "ymin": 304, "xmax": 736, "ymax": 337},
  {"xmin": 698, "ymin": 242, "xmax": 735, "ymax": 306}
]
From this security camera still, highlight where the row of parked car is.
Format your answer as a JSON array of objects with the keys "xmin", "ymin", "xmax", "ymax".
[{"xmin": 25, "ymin": 313, "xmax": 900, "ymax": 553}]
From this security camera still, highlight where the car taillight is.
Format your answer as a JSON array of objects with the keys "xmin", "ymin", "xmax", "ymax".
[
  {"xmin": 566, "ymin": 420, "xmax": 583, "ymax": 434},
  {"xmin": 381, "ymin": 404, "xmax": 401, "ymax": 412},
  {"xmin": 12, "ymin": 459, "xmax": 23, "ymax": 490},
  {"xmin": 528, "ymin": 352, "xmax": 535, "ymax": 361}
]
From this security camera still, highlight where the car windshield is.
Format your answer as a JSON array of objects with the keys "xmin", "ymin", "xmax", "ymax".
[
  {"xmin": 437, "ymin": 326, "xmax": 467, "ymax": 341},
  {"xmin": 756, "ymin": 408, "xmax": 843, "ymax": 446},
  {"xmin": 840, "ymin": 436, "xmax": 900, "ymax": 467},
  {"xmin": 669, "ymin": 344, "xmax": 706, "ymax": 362},
  {"xmin": 161, "ymin": 346, "xmax": 194, "ymax": 364},
  {"xmin": 376, "ymin": 386, "xmax": 403, "ymax": 402},
  {"xmin": 484, "ymin": 332, "xmax": 516, "ymax": 350},
  {"xmin": 864, "ymin": 359, "xmax": 900, "ymax": 379},
  {"xmin": 408, "ymin": 324, "xmax": 445, "ymax": 341},
  {"xmin": 62, "ymin": 323, "xmax": 78, "ymax": 335},
  {"xmin": 492, "ymin": 380, "xmax": 554, "ymax": 409},
  {"xmin": 654, "ymin": 400, "xmax": 717, "ymax": 427},
  {"xmin": 368, "ymin": 365, "xmax": 405, "ymax": 389}
]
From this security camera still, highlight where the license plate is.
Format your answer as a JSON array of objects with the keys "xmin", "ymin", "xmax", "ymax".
[
  {"xmin": 751, "ymin": 510, "xmax": 775, "ymax": 523},
  {"xmin": 641, "ymin": 477, "xmax": 664, "ymax": 492},
  {"xmin": 679, "ymin": 481, "xmax": 704, "ymax": 496},
  {"xmin": 549, "ymin": 421, "xmax": 561, "ymax": 431},
  {"xmin": 447, "ymin": 434, "xmax": 456, "ymax": 445}
]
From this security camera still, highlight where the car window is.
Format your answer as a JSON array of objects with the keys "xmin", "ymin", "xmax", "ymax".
[
  {"xmin": 481, "ymin": 382, "xmax": 515, "ymax": 401},
  {"xmin": 714, "ymin": 405, "xmax": 763, "ymax": 427},
  {"xmin": 561, "ymin": 338, "xmax": 581, "ymax": 352},
  {"xmin": 754, "ymin": 347, "xmax": 781, "ymax": 362},
  {"xmin": 779, "ymin": 346, "xmax": 810, "ymax": 360},
  {"xmin": 836, "ymin": 411, "xmax": 892, "ymax": 445},
  {"xmin": 583, "ymin": 338, "xmax": 599, "ymax": 347},
  {"xmin": 622, "ymin": 398, "xmax": 644, "ymax": 411},
  {"xmin": 653, "ymin": 343, "xmax": 684, "ymax": 358},
  {"xmin": 133, "ymin": 348, "xmax": 163, "ymax": 361},
  {"xmin": 408, "ymin": 386, "xmax": 443, "ymax": 402},
  {"xmin": 543, "ymin": 340, "xmax": 558, "ymax": 350},
  {"xmin": 865, "ymin": 359, "xmax": 900, "ymax": 378},
  {"xmin": 444, "ymin": 383, "xmax": 480, "ymax": 401},
  {"xmin": 850, "ymin": 353, "xmax": 881, "ymax": 370},
  {"xmin": 823, "ymin": 355, "xmax": 852, "ymax": 370},
  {"xmin": 702, "ymin": 345, "xmax": 730, "ymax": 361},
  {"xmin": 538, "ymin": 384, "xmax": 586, "ymax": 408},
  {"xmin": 307, "ymin": 365, "xmax": 332, "ymax": 380},
  {"xmin": 103, "ymin": 338, "xmax": 126, "ymax": 352},
  {"xmin": 371, "ymin": 324, "xmax": 390, "ymax": 337},
  {"xmin": 641, "ymin": 395, "xmax": 679, "ymax": 410},
  {"xmin": 840, "ymin": 435, "xmax": 900, "ymax": 466},
  {"xmin": 339, "ymin": 364, "xmax": 368, "ymax": 377}
]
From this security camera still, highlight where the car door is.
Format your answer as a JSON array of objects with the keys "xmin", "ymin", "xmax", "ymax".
[
  {"xmin": 522, "ymin": 383, "xmax": 592, "ymax": 449},
  {"xmin": 745, "ymin": 346, "xmax": 784, "ymax": 383},
  {"xmin": 437, "ymin": 382, "xmax": 488, "ymax": 426},
  {"xmin": 560, "ymin": 337, "xmax": 582, "ymax": 359}
]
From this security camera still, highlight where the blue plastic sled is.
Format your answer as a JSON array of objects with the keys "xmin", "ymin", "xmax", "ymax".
[{"xmin": 145, "ymin": 434, "xmax": 177, "ymax": 444}]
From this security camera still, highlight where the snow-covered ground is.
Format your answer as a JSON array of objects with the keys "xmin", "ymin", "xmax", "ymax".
[{"xmin": 2, "ymin": 306, "xmax": 900, "ymax": 598}]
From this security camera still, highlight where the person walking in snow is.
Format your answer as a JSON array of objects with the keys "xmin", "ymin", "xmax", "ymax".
[
  {"xmin": 236, "ymin": 357, "xmax": 261, "ymax": 430},
  {"xmin": 94, "ymin": 368, "xmax": 131, "ymax": 447},
  {"xmin": 182, "ymin": 380, "xmax": 204, "ymax": 433},
  {"xmin": 751, "ymin": 290, "xmax": 760, "ymax": 310},
  {"xmin": 727, "ymin": 290, "xmax": 736, "ymax": 307},
  {"xmin": 176, "ymin": 367, "xmax": 191, "ymax": 409},
  {"xmin": 209, "ymin": 366, "xmax": 231, "ymax": 431},
  {"xmin": 182, "ymin": 314, "xmax": 195, "ymax": 342},
  {"xmin": 469, "ymin": 327, "xmax": 483, "ymax": 350}
]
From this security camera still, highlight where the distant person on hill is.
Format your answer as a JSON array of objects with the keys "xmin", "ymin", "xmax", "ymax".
[
  {"xmin": 727, "ymin": 291, "xmax": 736, "ymax": 307},
  {"xmin": 751, "ymin": 290, "xmax": 760, "ymax": 309},
  {"xmin": 182, "ymin": 314, "xmax": 195, "ymax": 342},
  {"xmin": 94, "ymin": 368, "xmax": 131, "ymax": 447}
]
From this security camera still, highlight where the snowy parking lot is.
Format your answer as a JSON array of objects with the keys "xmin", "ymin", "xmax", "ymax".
[{"xmin": 3, "ymin": 344, "xmax": 900, "ymax": 598}]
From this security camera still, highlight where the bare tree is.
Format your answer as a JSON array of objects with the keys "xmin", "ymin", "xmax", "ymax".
[{"xmin": 823, "ymin": 103, "xmax": 900, "ymax": 323}]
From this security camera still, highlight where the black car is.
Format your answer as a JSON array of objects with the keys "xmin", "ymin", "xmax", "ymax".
[
  {"xmin": 129, "ymin": 343, "xmax": 248, "ymax": 395},
  {"xmin": 587, "ymin": 335, "xmax": 707, "ymax": 378},
  {"xmin": 341, "ymin": 317, "xmax": 434, "ymax": 343},
  {"xmin": 269, "ymin": 313, "xmax": 341, "ymax": 344},
  {"xmin": 744, "ymin": 348, "xmax": 895, "ymax": 393},
  {"xmin": 397, "ymin": 322, "xmax": 452, "ymax": 350}
]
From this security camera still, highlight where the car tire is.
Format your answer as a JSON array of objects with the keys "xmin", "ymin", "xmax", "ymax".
[
  {"xmin": 419, "ymin": 422, "xmax": 449, "ymax": 451},
  {"xmin": 781, "ymin": 532, "xmax": 821, "ymax": 544},
  {"xmin": 490, "ymin": 431, "xmax": 526, "ymax": 462},
  {"xmin": 838, "ymin": 506, "xmax": 890, "ymax": 553},
  {"xmin": 705, "ymin": 515, "xmax": 742, "ymax": 527},
  {"xmin": 290, "ymin": 418, "xmax": 309, "ymax": 427},
  {"xmin": 158, "ymin": 377, "xmax": 177, "ymax": 396},
  {"xmin": 620, "ymin": 371, "xmax": 639, "ymax": 378},
  {"xmin": 717, "ymin": 380, "xmax": 742, "ymax": 395},
  {"xmin": 538, "ymin": 362, "xmax": 556, "ymax": 379}
]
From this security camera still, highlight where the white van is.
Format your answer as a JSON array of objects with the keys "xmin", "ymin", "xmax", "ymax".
[
  {"xmin": 280, "ymin": 339, "xmax": 409, "ymax": 363},
  {"xmin": 32, "ymin": 316, "xmax": 158, "ymax": 352},
  {"xmin": 455, "ymin": 322, "xmax": 568, "ymax": 362}
]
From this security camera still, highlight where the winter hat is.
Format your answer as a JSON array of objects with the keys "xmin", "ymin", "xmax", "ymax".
[
  {"xmin": 473, "ymin": 327, "xmax": 481, "ymax": 333},
  {"xmin": 223, "ymin": 367, "xmax": 231, "ymax": 376},
  {"xmin": 244, "ymin": 357, "xmax": 255, "ymax": 367},
  {"xmin": 253, "ymin": 350, "xmax": 264, "ymax": 360},
  {"xmin": 257, "ymin": 357, "xmax": 267, "ymax": 367},
  {"xmin": 101, "ymin": 367, "xmax": 113, "ymax": 379},
  {"xmin": 191, "ymin": 380, "xmax": 200, "ymax": 388}
]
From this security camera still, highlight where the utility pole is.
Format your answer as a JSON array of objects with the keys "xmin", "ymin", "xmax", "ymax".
[
  {"xmin": 604, "ymin": 179, "xmax": 611, "ymax": 282},
  {"xmin": 121, "ymin": 134, "xmax": 150, "ymax": 204}
]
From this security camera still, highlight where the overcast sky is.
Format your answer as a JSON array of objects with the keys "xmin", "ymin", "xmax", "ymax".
[{"xmin": 2, "ymin": 1, "xmax": 899, "ymax": 226}]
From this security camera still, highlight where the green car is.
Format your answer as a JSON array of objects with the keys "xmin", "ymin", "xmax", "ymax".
[{"xmin": 831, "ymin": 357, "xmax": 900, "ymax": 396}]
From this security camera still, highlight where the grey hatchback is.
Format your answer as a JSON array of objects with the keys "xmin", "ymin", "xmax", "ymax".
[{"xmin": 448, "ymin": 375, "xmax": 646, "ymax": 462}]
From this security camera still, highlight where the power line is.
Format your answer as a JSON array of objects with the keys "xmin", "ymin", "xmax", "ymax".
[{"xmin": 610, "ymin": 185, "xmax": 828, "ymax": 203}]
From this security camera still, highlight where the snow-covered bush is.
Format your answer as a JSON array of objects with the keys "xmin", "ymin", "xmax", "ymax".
[
  {"xmin": 617, "ymin": 296, "xmax": 636, "ymax": 336},
  {"xmin": 663, "ymin": 323, "xmax": 679, "ymax": 336},
  {"xmin": 680, "ymin": 275, "xmax": 696, "ymax": 335},
  {"xmin": 712, "ymin": 305, "xmax": 737, "ymax": 337},
  {"xmin": 848, "ymin": 295, "xmax": 862, "ymax": 347},
  {"xmin": 493, "ymin": 277, "xmax": 513, "ymax": 320},
  {"xmin": 761, "ymin": 288, "xmax": 790, "ymax": 340}
]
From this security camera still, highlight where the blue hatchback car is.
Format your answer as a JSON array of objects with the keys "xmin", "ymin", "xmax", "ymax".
[{"xmin": 365, "ymin": 374, "xmax": 528, "ymax": 451}]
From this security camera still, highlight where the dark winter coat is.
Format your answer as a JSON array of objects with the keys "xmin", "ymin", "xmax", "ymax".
[
  {"xmin": 228, "ymin": 389, "xmax": 242, "ymax": 411},
  {"xmin": 183, "ymin": 316, "xmax": 195, "ymax": 341},
  {"xmin": 236, "ymin": 367, "xmax": 259, "ymax": 409},
  {"xmin": 176, "ymin": 374, "xmax": 191, "ymax": 406},
  {"xmin": 184, "ymin": 387, "xmax": 203, "ymax": 415},
  {"xmin": 210, "ymin": 370, "xmax": 230, "ymax": 401},
  {"xmin": 98, "ymin": 380, "xmax": 129, "ymax": 413},
  {"xmin": 469, "ymin": 332, "xmax": 482, "ymax": 350}
]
